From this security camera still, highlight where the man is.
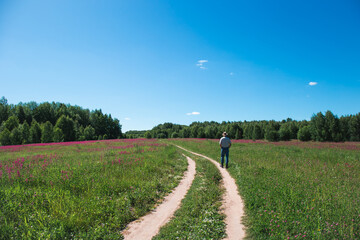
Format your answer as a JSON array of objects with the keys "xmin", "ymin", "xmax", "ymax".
[{"xmin": 219, "ymin": 132, "xmax": 231, "ymax": 168}]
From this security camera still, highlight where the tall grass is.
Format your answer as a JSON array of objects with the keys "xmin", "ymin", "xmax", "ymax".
[
  {"xmin": 0, "ymin": 139, "xmax": 187, "ymax": 239},
  {"xmin": 171, "ymin": 139, "xmax": 360, "ymax": 239}
]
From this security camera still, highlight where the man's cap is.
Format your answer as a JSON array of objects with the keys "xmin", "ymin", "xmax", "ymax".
[{"xmin": 223, "ymin": 132, "xmax": 227, "ymax": 136}]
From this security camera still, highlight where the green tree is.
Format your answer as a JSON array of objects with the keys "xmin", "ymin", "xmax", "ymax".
[
  {"xmin": 197, "ymin": 127, "xmax": 205, "ymax": 138},
  {"xmin": 349, "ymin": 114, "xmax": 360, "ymax": 141},
  {"xmin": 252, "ymin": 125, "xmax": 262, "ymax": 140},
  {"xmin": 33, "ymin": 102, "xmax": 56, "ymax": 124},
  {"xmin": 171, "ymin": 132, "xmax": 179, "ymax": 138},
  {"xmin": 297, "ymin": 125, "xmax": 312, "ymax": 141},
  {"xmin": 15, "ymin": 105, "xmax": 27, "ymax": 123},
  {"xmin": 145, "ymin": 131, "xmax": 152, "ymax": 139},
  {"xmin": 0, "ymin": 96, "xmax": 9, "ymax": 125},
  {"xmin": 90, "ymin": 110, "xmax": 107, "ymax": 137},
  {"xmin": 190, "ymin": 126, "xmax": 199, "ymax": 138},
  {"xmin": 235, "ymin": 126, "xmax": 243, "ymax": 139},
  {"xmin": 30, "ymin": 120, "xmax": 42, "ymax": 143},
  {"xmin": 310, "ymin": 112, "xmax": 326, "ymax": 141},
  {"xmin": 204, "ymin": 126, "xmax": 216, "ymax": 139},
  {"xmin": 0, "ymin": 128, "xmax": 11, "ymax": 146},
  {"xmin": 55, "ymin": 115, "xmax": 75, "ymax": 141},
  {"xmin": 289, "ymin": 122, "xmax": 299, "ymax": 139},
  {"xmin": 20, "ymin": 122, "xmax": 30, "ymax": 144},
  {"xmin": 77, "ymin": 125, "xmax": 85, "ymax": 141},
  {"xmin": 108, "ymin": 117, "xmax": 122, "ymax": 139},
  {"xmin": 243, "ymin": 125, "xmax": 253, "ymax": 139},
  {"xmin": 265, "ymin": 126, "xmax": 279, "ymax": 142},
  {"xmin": 53, "ymin": 127, "xmax": 64, "ymax": 142},
  {"xmin": 324, "ymin": 110, "xmax": 341, "ymax": 141},
  {"xmin": 157, "ymin": 133, "xmax": 167, "ymax": 139},
  {"xmin": 10, "ymin": 127, "xmax": 23, "ymax": 145},
  {"xmin": 83, "ymin": 125, "xmax": 96, "ymax": 140},
  {"xmin": 279, "ymin": 124, "xmax": 292, "ymax": 141},
  {"xmin": 41, "ymin": 121, "xmax": 54, "ymax": 143},
  {"xmin": 228, "ymin": 124, "xmax": 238, "ymax": 139},
  {"xmin": 3, "ymin": 116, "xmax": 20, "ymax": 131},
  {"xmin": 179, "ymin": 128, "xmax": 190, "ymax": 138},
  {"xmin": 339, "ymin": 116, "xmax": 350, "ymax": 141}
]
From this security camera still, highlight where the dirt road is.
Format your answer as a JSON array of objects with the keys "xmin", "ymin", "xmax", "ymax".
[
  {"xmin": 121, "ymin": 155, "xmax": 196, "ymax": 240},
  {"xmin": 176, "ymin": 145, "xmax": 246, "ymax": 240}
]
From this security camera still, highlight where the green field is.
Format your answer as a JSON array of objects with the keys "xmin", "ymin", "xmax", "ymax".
[
  {"xmin": 1, "ymin": 139, "xmax": 359, "ymax": 239},
  {"xmin": 0, "ymin": 139, "xmax": 187, "ymax": 239},
  {"xmin": 171, "ymin": 139, "xmax": 360, "ymax": 239}
]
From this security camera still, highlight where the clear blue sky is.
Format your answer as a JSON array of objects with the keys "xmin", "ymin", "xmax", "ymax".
[{"xmin": 1, "ymin": 0, "xmax": 359, "ymax": 132}]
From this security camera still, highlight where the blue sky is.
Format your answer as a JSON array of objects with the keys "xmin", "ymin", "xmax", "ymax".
[{"xmin": 1, "ymin": 0, "xmax": 359, "ymax": 131}]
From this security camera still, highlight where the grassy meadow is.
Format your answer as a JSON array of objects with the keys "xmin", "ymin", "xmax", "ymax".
[
  {"xmin": 1, "ymin": 137, "xmax": 359, "ymax": 239},
  {"xmin": 171, "ymin": 139, "xmax": 360, "ymax": 239},
  {"xmin": 0, "ymin": 139, "xmax": 187, "ymax": 239}
]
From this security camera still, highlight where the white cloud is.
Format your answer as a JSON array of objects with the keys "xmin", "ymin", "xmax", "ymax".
[
  {"xmin": 309, "ymin": 82, "xmax": 318, "ymax": 86},
  {"xmin": 196, "ymin": 60, "xmax": 208, "ymax": 69},
  {"xmin": 186, "ymin": 112, "xmax": 200, "ymax": 115},
  {"xmin": 124, "ymin": 117, "xmax": 131, "ymax": 120}
]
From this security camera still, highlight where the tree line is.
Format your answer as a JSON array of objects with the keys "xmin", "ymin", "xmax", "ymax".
[
  {"xmin": 144, "ymin": 110, "xmax": 360, "ymax": 142},
  {"xmin": 124, "ymin": 130, "xmax": 147, "ymax": 139},
  {"xmin": 0, "ymin": 97, "xmax": 122, "ymax": 146}
]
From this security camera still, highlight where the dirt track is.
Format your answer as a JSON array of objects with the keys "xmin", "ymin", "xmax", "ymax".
[
  {"xmin": 121, "ymin": 155, "xmax": 196, "ymax": 240},
  {"xmin": 176, "ymin": 145, "xmax": 246, "ymax": 240},
  {"xmin": 122, "ymin": 146, "xmax": 246, "ymax": 240}
]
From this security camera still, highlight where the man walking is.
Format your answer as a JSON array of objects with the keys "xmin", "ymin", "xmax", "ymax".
[{"xmin": 219, "ymin": 132, "xmax": 231, "ymax": 168}]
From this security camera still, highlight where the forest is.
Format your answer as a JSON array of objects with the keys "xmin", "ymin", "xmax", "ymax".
[
  {"xmin": 144, "ymin": 111, "xmax": 360, "ymax": 142},
  {"xmin": 0, "ymin": 97, "xmax": 122, "ymax": 146},
  {"xmin": 1, "ymin": 96, "xmax": 359, "ymax": 146}
]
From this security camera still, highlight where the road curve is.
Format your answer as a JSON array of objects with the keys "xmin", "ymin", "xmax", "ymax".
[
  {"xmin": 121, "ymin": 155, "xmax": 196, "ymax": 240},
  {"xmin": 176, "ymin": 145, "xmax": 246, "ymax": 240}
]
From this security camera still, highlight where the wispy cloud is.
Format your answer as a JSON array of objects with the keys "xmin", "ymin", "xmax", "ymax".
[
  {"xmin": 309, "ymin": 82, "xmax": 318, "ymax": 86},
  {"xmin": 229, "ymin": 72, "xmax": 234, "ymax": 76},
  {"xmin": 186, "ymin": 112, "xmax": 200, "ymax": 115},
  {"xmin": 196, "ymin": 60, "xmax": 208, "ymax": 69},
  {"xmin": 124, "ymin": 117, "xmax": 131, "ymax": 120}
]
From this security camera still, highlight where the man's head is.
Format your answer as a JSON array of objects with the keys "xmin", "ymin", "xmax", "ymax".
[{"xmin": 222, "ymin": 132, "xmax": 227, "ymax": 137}]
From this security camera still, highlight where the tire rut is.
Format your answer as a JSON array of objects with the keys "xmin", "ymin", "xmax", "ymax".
[{"xmin": 176, "ymin": 145, "xmax": 246, "ymax": 240}]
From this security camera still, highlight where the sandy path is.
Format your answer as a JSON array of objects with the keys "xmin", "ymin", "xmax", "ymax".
[
  {"xmin": 176, "ymin": 145, "xmax": 246, "ymax": 240},
  {"xmin": 121, "ymin": 155, "xmax": 196, "ymax": 240}
]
